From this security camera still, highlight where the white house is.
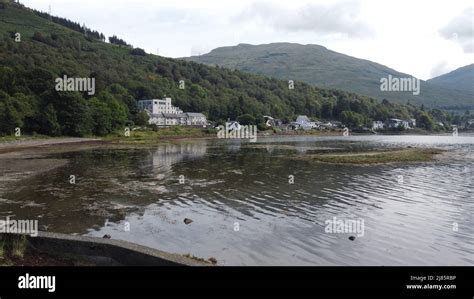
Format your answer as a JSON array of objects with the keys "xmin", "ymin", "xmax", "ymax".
[
  {"xmin": 263, "ymin": 116, "xmax": 280, "ymax": 127},
  {"xmin": 466, "ymin": 119, "xmax": 474, "ymax": 128},
  {"xmin": 296, "ymin": 115, "xmax": 310, "ymax": 124},
  {"xmin": 388, "ymin": 118, "xmax": 410, "ymax": 129},
  {"xmin": 295, "ymin": 115, "xmax": 317, "ymax": 130},
  {"xmin": 138, "ymin": 97, "xmax": 183, "ymax": 115},
  {"xmin": 227, "ymin": 121, "xmax": 241, "ymax": 131},
  {"xmin": 186, "ymin": 112, "xmax": 207, "ymax": 126},
  {"xmin": 372, "ymin": 121, "xmax": 385, "ymax": 130},
  {"xmin": 138, "ymin": 97, "xmax": 207, "ymax": 127}
]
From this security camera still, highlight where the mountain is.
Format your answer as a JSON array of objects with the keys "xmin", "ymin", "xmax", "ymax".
[
  {"xmin": 428, "ymin": 64, "xmax": 474, "ymax": 94},
  {"xmin": 185, "ymin": 43, "xmax": 474, "ymax": 110},
  {"xmin": 0, "ymin": 1, "xmax": 457, "ymax": 137}
]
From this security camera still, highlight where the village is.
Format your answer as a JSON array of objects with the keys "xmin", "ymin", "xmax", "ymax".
[{"xmin": 137, "ymin": 97, "xmax": 442, "ymax": 133}]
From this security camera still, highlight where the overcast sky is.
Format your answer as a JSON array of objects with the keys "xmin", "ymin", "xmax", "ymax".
[{"xmin": 22, "ymin": 0, "xmax": 473, "ymax": 80}]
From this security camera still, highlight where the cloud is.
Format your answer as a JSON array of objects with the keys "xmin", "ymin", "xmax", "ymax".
[
  {"xmin": 234, "ymin": 1, "xmax": 374, "ymax": 38},
  {"xmin": 439, "ymin": 7, "xmax": 474, "ymax": 53},
  {"xmin": 430, "ymin": 61, "xmax": 452, "ymax": 78}
]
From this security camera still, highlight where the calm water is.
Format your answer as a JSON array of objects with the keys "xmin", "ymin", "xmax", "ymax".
[{"xmin": 0, "ymin": 135, "xmax": 473, "ymax": 265}]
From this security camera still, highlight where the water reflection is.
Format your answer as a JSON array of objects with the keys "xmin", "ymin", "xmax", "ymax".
[
  {"xmin": 0, "ymin": 135, "xmax": 472, "ymax": 265},
  {"xmin": 151, "ymin": 142, "xmax": 207, "ymax": 171}
]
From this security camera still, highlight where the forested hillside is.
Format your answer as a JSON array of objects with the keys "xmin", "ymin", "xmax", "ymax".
[{"xmin": 0, "ymin": 1, "xmax": 460, "ymax": 136}]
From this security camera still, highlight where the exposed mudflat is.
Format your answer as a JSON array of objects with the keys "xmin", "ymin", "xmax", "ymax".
[
  {"xmin": 0, "ymin": 138, "xmax": 102, "ymax": 186},
  {"xmin": 0, "ymin": 138, "xmax": 102, "ymax": 154}
]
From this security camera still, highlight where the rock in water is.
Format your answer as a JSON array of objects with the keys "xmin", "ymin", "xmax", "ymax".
[
  {"xmin": 184, "ymin": 218, "xmax": 193, "ymax": 225},
  {"xmin": 103, "ymin": 234, "xmax": 111, "ymax": 239},
  {"xmin": 348, "ymin": 236, "xmax": 356, "ymax": 241}
]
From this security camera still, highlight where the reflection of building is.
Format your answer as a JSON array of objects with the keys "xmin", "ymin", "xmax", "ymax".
[
  {"xmin": 150, "ymin": 142, "xmax": 207, "ymax": 173},
  {"xmin": 138, "ymin": 97, "xmax": 207, "ymax": 127}
]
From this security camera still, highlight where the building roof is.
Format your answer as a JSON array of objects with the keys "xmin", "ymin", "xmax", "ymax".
[
  {"xmin": 150, "ymin": 113, "xmax": 187, "ymax": 118},
  {"xmin": 138, "ymin": 99, "xmax": 166, "ymax": 104},
  {"xmin": 186, "ymin": 112, "xmax": 206, "ymax": 118},
  {"xmin": 162, "ymin": 113, "xmax": 187, "ymax": 118}
]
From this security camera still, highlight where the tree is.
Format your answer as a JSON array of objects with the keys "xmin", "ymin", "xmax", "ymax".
[
  {"xmin": 134, "ymin": 111, "xmax": 150, "ymax": 126},
  {"xmin": 109, "ymin": 35, "xmax": 131, "ymax": 47},
  {"xmin": 55, "ymin": 92, "xmax": 92, "ymax": 137},
  {"xmin": 190, "ymin": 84, "xmax": 207, "ymax": 99},
  {"xmin": 0, "ymin": 91, "xmax": 22, "ymax": 135},
  {"xmin": 97, "ymin": 91, "xmax": 128, "ymax": 130},
  {"xmin": 0, "ymin": 67, "xmax": 15, "ymax": 93},
  {"xmin": 321, "ymin": 101, "xmax": 334, "ymax": 119},
  {"xmin": 130, "ymin": 48, "xmax": 146, "ymax": 56},
  {"xmin": 340, "ymin": 111, "xmax": 365, "ymax": 128},
  {"xmin": 32, "ymin": 31, "xmax": 45, "ymax": 43},
  {"xmin": 418, "ymin": 112, "xmax": 434, "ymax": 131},
  {"xmin": 237, "ymin": 114, "xmax": 255, "ymax": 125},
  {"xmin": 88, "ymin": 97, "xmax": 112, "ymax": 135},
  {"xmin": 37, "ymin": 103, "xmax": 61, "ymax": 136},
  {"xmin": 0, "ymin": 91, "xmax": 36, "ymax": 135}
]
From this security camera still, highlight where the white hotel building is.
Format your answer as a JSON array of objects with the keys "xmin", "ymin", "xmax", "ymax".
[{"xmin": 138, "ymin": 97, "xmax": 207, "ymax": 127}]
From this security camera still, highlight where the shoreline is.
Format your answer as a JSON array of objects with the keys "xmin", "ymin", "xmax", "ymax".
[
  {"xmin": 0, "ymin": 131, "xmax": 472, "ymax": 154},
  {"xmin": 0, "ymin": 137, "xmax": 103, "ymax": 154}
]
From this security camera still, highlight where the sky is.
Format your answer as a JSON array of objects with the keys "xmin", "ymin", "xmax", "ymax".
[{"xmin": 22, "ymin": 0, "xmax": 474, "ymax": 80}]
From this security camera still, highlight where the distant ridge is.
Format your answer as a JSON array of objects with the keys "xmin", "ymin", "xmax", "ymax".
[
  {"xmin": 428, "ymin": 64, "xmax": 474, "ymax": 94},
  {"xmin": 185, "ymin": 43, "xmax": 474, "ymax": 110}
]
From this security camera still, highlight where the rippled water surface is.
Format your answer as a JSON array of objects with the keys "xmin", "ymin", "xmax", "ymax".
[{"xmin": 1, "ymin": 135, "xmax": 473, "ymax": 265}]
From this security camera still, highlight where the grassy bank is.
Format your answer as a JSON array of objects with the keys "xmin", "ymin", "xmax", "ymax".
[
  {"xmin": 0, "ymin": 234, "xmax": 86, "ymax": 266},
  {"xmin": 0, "ymin": 134, "xmax": 53, "ymax": 143},
  {"xmin": 104, "ymin": 127, "xmax": 216, "ymax": 144},
  {"xmin": 290, "ymin": 148, "xmax": 445, "ymax": 165}
]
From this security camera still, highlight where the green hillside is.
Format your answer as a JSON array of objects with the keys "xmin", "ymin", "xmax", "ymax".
[
  {"xmin": 0, "ymin": 1, "xmax": 461, "ymax": 136},
  {"xmin": 428, "ymin": 64, "xmax": 474, "ymax": 94},
  {"xmin": 185, "ymin": 43, "xmax": 474, "ymax": 110}
]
